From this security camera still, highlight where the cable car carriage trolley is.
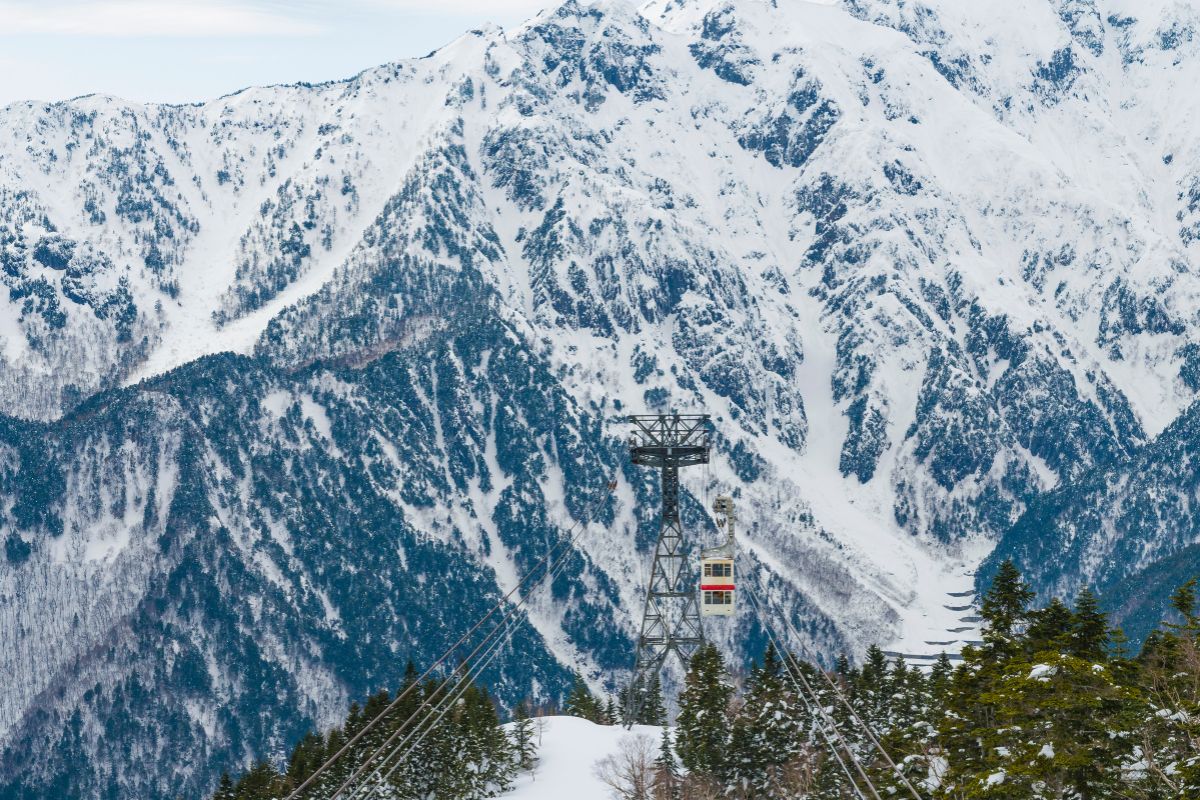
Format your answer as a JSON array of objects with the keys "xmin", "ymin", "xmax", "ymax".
[{"xmin": 700, "ymin": 495, "xmax": 736, "ymax": 617}]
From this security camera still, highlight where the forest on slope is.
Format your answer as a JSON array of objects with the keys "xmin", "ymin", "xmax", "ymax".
[
  {"xmin": 212, "ymin": 562, "xmax": 1200, "ymax": 799},
  {"xmin": 8, "ymin": 0, "xmax": 1200, "ymax": 796}
]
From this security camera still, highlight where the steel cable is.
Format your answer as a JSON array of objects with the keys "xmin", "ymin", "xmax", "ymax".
[
  {"xmin": 741, "ymin": 579, "xmax": 876, "ymax": 800},
  {"xmin": 285, "ymin": 479, "xmax": 616, "ymax": 800},
  {"xmin": 355, "ymin": 529, "xmax": 582, "ymax": 798},
  {"xmin": 739, "ymin": 543, "xmax": 927, "ymax": 800},
  {"xmin": 334, "ymin": 497, "xmax": 599, "ymax": 800}
]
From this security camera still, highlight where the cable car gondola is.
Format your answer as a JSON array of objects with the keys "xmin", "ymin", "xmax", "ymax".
[{"xmin": 700, "ymin": 495, "xmax": 735, "ymax": 617}]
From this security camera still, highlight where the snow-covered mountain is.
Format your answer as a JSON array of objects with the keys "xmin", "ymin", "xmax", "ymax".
[{"xmin": 2, "ymin": 0, "xmax": 1200, "ymax": 796}]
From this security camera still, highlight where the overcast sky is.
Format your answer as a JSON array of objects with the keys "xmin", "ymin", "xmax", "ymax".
[{"xmin": 0, "ymin": 0, "xmax": 551, "ymax": 106}]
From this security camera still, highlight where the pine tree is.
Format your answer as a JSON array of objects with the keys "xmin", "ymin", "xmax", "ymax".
[
  {"xmin": 938, "ymin": 565, "xmax": 1141, "ymax": 799},
  {"xmin": 456, "ymin": 683, "xmax": 516, "ymax": 797},
  {"xmin": 212, "ymin": 665, "xmax": 527, "ymax": 800},
  {"xmin": 674, "ymin": 642, "xmax": 732, "ymax": 777},
  {"xmin": 939, "ymin": 561, "xmax": 1034, "ymax": 796},
  {"xmin": 875, "ymin": 656, "xmax": 938, "ymax": 797},
  {"xmin": 213, "ymin": 772, "xmax": 235, "ymax": 800},
  {"xmin": 1171, "ymin": 577, "xmax": 1198, "ymax": 629},
  {"xmin": 639, "ymin": 673, "xmax": 667, "ymax": 726},
  {"xmin": 929, "ymin": 652, "xmax": 953, "ymax": 702},
  {"xmin": 1069, "ymin": 587, "xmax": 1109, "ymax": 660},
  {"xmin": 725, "ymin": 643, "xmax": 802, "ymax": 798},
  {"xmin": 652, "ymin": 727, "xmax": 681, "ymax": 800},
  {"xmin": 979, "ymin": 558, "xmax": 1035, "ymax": 651},
  {"xmin": 511, "ymin": 699, "xmax": 538, "ymax": 771},
  {"xmin": 378, "ymin": 664, "xmax": 423, "ymax": 793},
  {"xmin": 620, "ymin": 673, "xmax": 667, "ymax": 726},
  {"xmin": 1025, "ymin": 596, "xmax": 1072, "ymax": 653},
  {"xmin": 233, "ymin": 761, "xmax": 281, "ymax": 800},
  {"xmin": 885, "ymin": 654, "xmax": 918, "ymax": 729},
  {"xmin": 604, "ymin": 696, "xmax": 618, "ymax": 726},
  {"xmin": 343, "ymin": 700, "xmax": 365, "ymax": 739},
  {"xmin": 210, "ymin": 588, "xmax": 1200, "ymax": 800},
  {"xmin": 319, "ymin": 724, "xmax": 350, "ymax": 794},
  {"xmin": 405, "ymin": 677, "xmax": 453, "ymax": 799},
  {"xmin": 857, "ymin": 644, "xmax": 890, "ymax": 731},
  {"xmin": 284, "ymin": 731, "xmax": 325, "ymax": 792},
  {"xmin": 565, "ymin": 671, "xmax": 601, "ymax": 722},
  {"xmin": 354, "ymin": 687, "xmax": 395, "ymax": 794},
  {"xmin": 835, "ymin": 653, "xmax": 851, "ymax": 677}
]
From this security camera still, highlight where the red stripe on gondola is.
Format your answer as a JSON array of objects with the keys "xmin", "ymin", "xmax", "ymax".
[{"xmin": 700, "ymin": 584, "xmax": 735, "ymax": 591}]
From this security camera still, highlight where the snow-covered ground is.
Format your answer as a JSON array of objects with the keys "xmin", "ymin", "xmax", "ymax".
[{"xmin": 503, "ymin": 716, "xmax": 662, "ymax": 800}]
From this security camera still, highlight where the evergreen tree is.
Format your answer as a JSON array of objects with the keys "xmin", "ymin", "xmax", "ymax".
[
  {"xmin": 283, "ymin": 731, "xmax": 325, "ymax": 792},
  {"xmin": 639, "ymin": 673, "xmax": 667, "ymax": 726},
  {"xmin": 343, "ymin": 700, "xmax": 365, "ymax": 739},
  {"xmin": 875, "ymin": 656, "xmax": 938, "ymax": 797},
  {"xmin": 378, "ymin": 665, "xmax": 424, "ymax": 792},
  {"xmin": 212, "ymin": 664, "xmax": 526, "ymax": 800},
  {"xmin": 884, "ymin": 654, "xmax": 921, "ymax": 730},
  {"xmin": 674, "ymin": 642, "xmax": 733, "ymax": 777},
  {"xmin": 857, "ymin": 644, "xmax": 890, "ymax": 731},
  {"xmin": 939, "ymin": 564, "xmax": 1139, "ymax": 799},
  {"xmin": 406, "ymin": 677, "xmax": 456, "ymax": 798},
  {"xmin": 979, "ymin": 558, "xmax": 1035, "ymax": 650},
  {"xmin": 1069, "ymin": 587, "xmax": 1109, "ymax": 660},
  {"xmin": 604, "ymin": 696, "xmax": 618, "ymax": 726},
  {"xmin": 318, "ymin": 724, "xmax": 350, "ymax": 795},
  {"xmin": 620, "ymin": 673, "xmax": 667, "ymax": 726},
  {"xmin": 929, "ymin": 652, "xmax": 953, "ymax": 702},
  {"xmin": 1025, "ymin": 596, "xmax": 1072, "ymax": 653},
  {"xmin": 213, "ymin": 772, "xmax": 235, "ymax": 800},
  {"xmin": 457, "ymin": 684, "xmax": 516, "ymax": 797},
  {"xmin": 1171, "ymin": 577, "xmax": 1198, "ymax": 628},
  {"xmin": 725, "ymin": 643, "xmax": 802, "ymax": 798},
  {"xmin": 233, "ymin": 761, "xmax": 281, "ymax": 800},
  {"xmin": 652, "ymin": 727, "xmax": 680, "ymax": 800},
  {"xmin": 834, "ymin": 653, "xmax": 851, "ymax": 676},
  {"xmin": 511, "ymin": 699, "xmax": 538, "ymax": 771},
  {"xmin": 212, "ymin": 582, "xmax": 1200, "ymax": 800},
  {"xmin": 353, "ymin": 687, "xmax": 396, "ymax": 793},
  {"xmin": 565, "ymin": 671, "xmax": 601, "ymax": 722},
  {"xmin": 939, "ymin": 561, "xmax": 1034, "ymax": 795}
]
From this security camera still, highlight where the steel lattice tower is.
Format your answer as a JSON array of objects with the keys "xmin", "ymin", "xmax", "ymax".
[{"xmin": 623, "ymin": 413, "xmax": 711, "ymax": 725}]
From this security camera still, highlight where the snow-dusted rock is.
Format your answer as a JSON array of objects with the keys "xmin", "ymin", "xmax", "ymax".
[{"xmin": 2, "ymin": 0, "xmax": 1200, "ymax": 796}]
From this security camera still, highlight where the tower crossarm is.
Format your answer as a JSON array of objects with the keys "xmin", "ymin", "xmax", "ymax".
[{"xmin": 627, "ymin": 413, "xmax": 711, "ymax": 468}]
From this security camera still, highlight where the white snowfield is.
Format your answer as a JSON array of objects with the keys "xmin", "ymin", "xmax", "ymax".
[{"xmin": 503, "ymin": 716, "xmax": 663, "ymax": 800}]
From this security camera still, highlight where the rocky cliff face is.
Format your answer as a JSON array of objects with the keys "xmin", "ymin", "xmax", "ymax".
[{"xmin": 2, "ymin": 0, "xmax": 1200, "ymax": 796}]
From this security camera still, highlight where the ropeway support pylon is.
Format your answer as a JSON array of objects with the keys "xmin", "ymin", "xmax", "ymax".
[{"xmin": 623, "ymin": 413, "xmax": 711, "ymax": 726}]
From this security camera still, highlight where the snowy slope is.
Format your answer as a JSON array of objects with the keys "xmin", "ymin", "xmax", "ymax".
[
  {"xmin": 1, "ymin": 0, "xmax": 1200, "ymax": 797},
  {"xmin": 503, "ymin": 716, "xmax": 663, "ymax": 800}
]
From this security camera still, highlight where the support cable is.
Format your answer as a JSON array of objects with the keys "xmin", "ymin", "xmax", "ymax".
[
  {"xmin": 741, "ymin": 546, "xmax": 927, "ymax": 800},
  {"xmin": 335, "ymin": 500, "xmax": 598, "ymax": 800},
  {"xmin": 742, "ymin": 579, "xmax": 876, "ymax": 800},
  {"xmin": 341, "ymin": 605, "xmax": 526, "ymax": 800},
  {"xmin": 808, "ymin": 632, "xmax": 926, "ymax": 800},
  {"xmin": 356, "ymin": 531, "xmax": 580, "ymax": 798},
  {"xmin": 285, "ymin": 480, "xmax": 617, "ymax": 800}
]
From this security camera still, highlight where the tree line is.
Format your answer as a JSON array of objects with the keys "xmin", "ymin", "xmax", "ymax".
[
  {"xmin": 205, "ymin": 662, "xmax": 664, "ymax": 800},
  {"xmin": 208, "ymin": 661, "xmax": 525, "ymax": 800},
  {"xmin": 211, "ymin": 560, "xmax": 1200, "ymax": 799},
  {"xmin": 595, "ymin": 561, "xmax": 1200, "ymax": 798}
]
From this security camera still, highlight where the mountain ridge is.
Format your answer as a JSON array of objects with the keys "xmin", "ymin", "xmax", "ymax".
[{"xmin": 2, "ymin": 0, "xmax": 1200, "ymax": 796}]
